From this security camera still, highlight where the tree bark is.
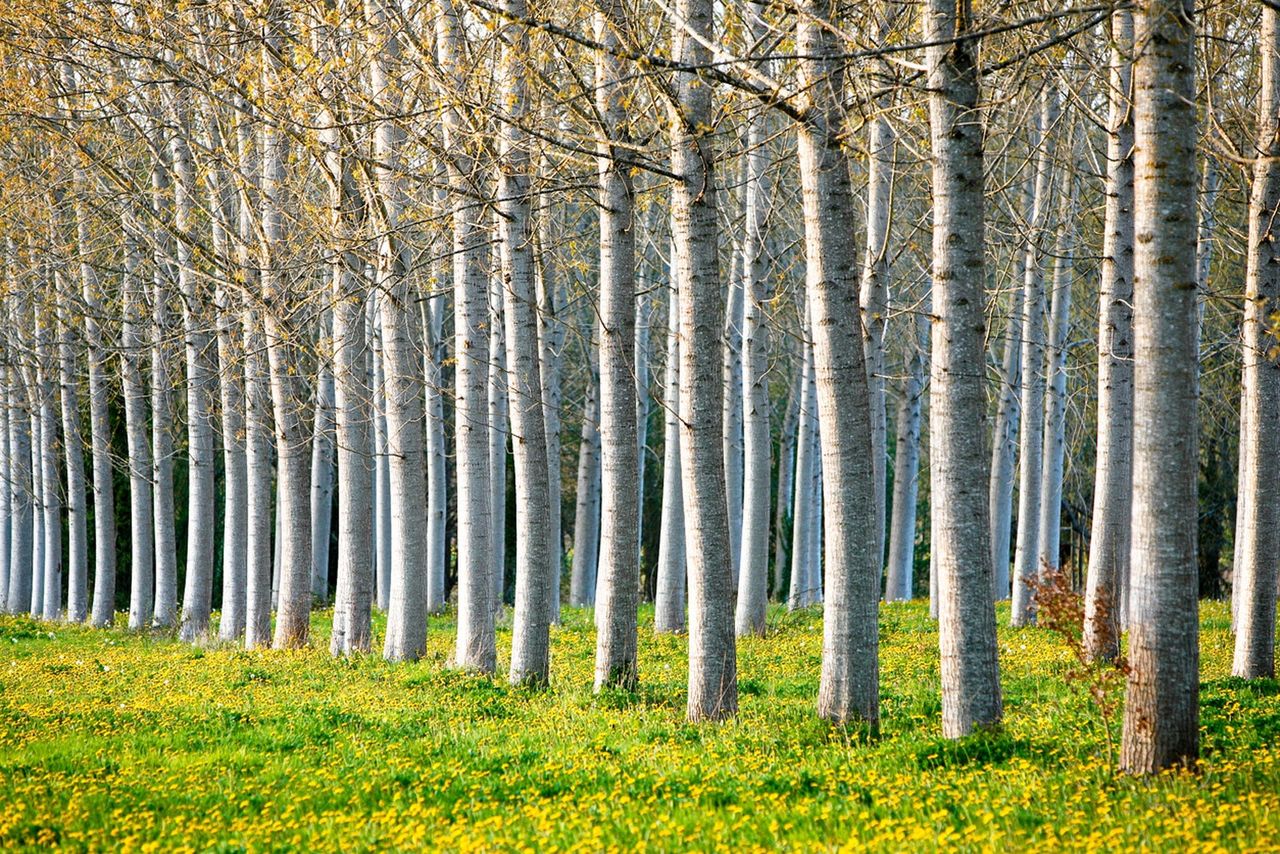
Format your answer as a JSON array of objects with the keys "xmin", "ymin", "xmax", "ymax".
[
  {"xmin": 1120, "ymin": 0, "xmax": 1200, "ymax": 775},
  {"xmin": 654, "ymin": 270, "xmax": 686, "ymax": 633},
  {"xmin": 1083, "ymin": 7, "xmax": 1135, "ymax": 663},
  {"xmin": 925, "ymin": 0, "xmax": 1003, "ymax": 738}
]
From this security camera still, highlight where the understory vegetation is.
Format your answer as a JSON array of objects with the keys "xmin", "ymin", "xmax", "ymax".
[{"xmin": 1, "ymin": 601, "xmax": 1276, "ymax": 851}]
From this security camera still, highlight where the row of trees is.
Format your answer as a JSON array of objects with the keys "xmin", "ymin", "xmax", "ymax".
[{"xmin": 0, "ymin": 0, "xmax": 1274, "ymax": 774}]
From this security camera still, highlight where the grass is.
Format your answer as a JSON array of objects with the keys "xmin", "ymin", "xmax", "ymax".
[{"xmin": 0, "ymin": 600, "xmax": 1277, "ymax": 851}]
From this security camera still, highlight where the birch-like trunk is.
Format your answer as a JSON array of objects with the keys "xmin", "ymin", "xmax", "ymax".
[
  {"xmin": 488, "ymin": 269, "xmax": 509, "ymax": 614},
  {"xmin": 173, "ymin": 101, "xmax": 218, "ymax": 643},
  {"xmin": 367, "ymin": 0, "xmax": 430, "ymax": 662},
  {"xmin": 1010, "ymin": 88, "xmax": 1059, "ymax": 627},
  {"xmin": 788, "ymin": 334, "xmax": 818, "ymax": 610},
  {"xmin": 498, "ymin": 0, "xmax": 556, "ymax": 687},
  {"xmin": 771, "ymin": 363, "xmax": 800, "ymax": 598},
  {"xmin": 987, "ymin": 278, "xmax": 1022, "ymax": 600},
  {"xmin": 1083, "ymin": 8, "xmax": 1135, "ymax": 663},
  {"xmin": 310, "ymin": 315, "xmax": 335, "ymax": 604},
  {"xmin": 925, "ymin": 0, "xmax": 1003, "ymax": 738},
  {"xmin": 592, "ymin": 0, "xmax": 641, "ymax": 689},
  {"xmin": 150, "ymin": 148, "xmax": 179, "ymax": 630},
  {"xmin": 371, "ymin": 312, "xmax": 391, "ymax": 611},
  {"xmin": 438, "ymin": 0, "xmax": 495, "ymax": 672},
  {"xmin": 735, "ymin": 5, "xmax": 772, "ymax": 636},
  {"xmin": 536, "ymin": 192, "xmax": 566, "ymax": 622},
  {"xmin": 37, "ymin": 292, "xmax": 62, "ymax": 622},
  {"xmin": 654, "ymin": 272, "xmax": 686, "ymax": 633},
  {"xmin": 261, "ymin": 12, "xmax": 312, "ymax": 649},
  {"xmin": 1232, "ymin": 4, "xmax": 1280, "ymax": 681},
  {"xmin": 120, "ymin": 221, "xmax": 154, "ymax": 631},
  {"xmin": 1037, "ymin": 173, "xmax": 1075, "ymax": 576},
  {"xmin": 326, "ymin": 88, "xmax": 374, "ymax": 655},
  {"xmin": 1120, "ymin": 0, "xmax": 1200, "ymax": 775},
  {"xmin": 56, "ymin": 264, "xmax": 88, "ymax": 624},
  {"xmin": 570, "ymin": 365, "xmax": 601, "ymax": 607},
  {"xmin": 425, "ymin": 245, "xmax": 449, "ymax": 615},
  {"xmin": 670, "ymin": 0, "xmax": 737, "ymax": 721},
  {"xmin": 722, "ymin": 256, "xmax": 744, "ymax": 588},
  {"xmin": 885, "ymin": 309, "xmax": 928, "ymax": 602}
]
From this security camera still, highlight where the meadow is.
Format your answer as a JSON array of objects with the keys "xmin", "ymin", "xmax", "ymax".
[{"xmin": 1, "ymin": 600, "xmax": 1277, "ymax": 852}]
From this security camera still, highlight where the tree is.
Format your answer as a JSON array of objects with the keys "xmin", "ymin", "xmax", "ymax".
[
  {"xmin": 1120, "ymin": 0, "xmax": 1200, "ymax": 775},
  {"xmin": 925, "ymin": 0, "xmax": 1003, "ymax": 738}
]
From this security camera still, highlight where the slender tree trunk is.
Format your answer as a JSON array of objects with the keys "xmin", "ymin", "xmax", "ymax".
[
  {"xmin": 654, "ymin": 271, "xmax": 686, "ymax": 633},
  {"xmin": 173, "ymin": 103, "xmax": 218, "ymax": 643},
  {"xmin": 988, "ymin": 279, "xmax": 1022, "ymax": 601},
  {"xmin": 1037, "ymin": 173, "xmax": 1076, "ymax": 576},
  {"xmin": 311, "ymin": 316, "xmax": 335, "ymax": 604},
  {"xmin": 261, "ymin": 11, "xmax": 312, "ymax": 649},
  {"xmin": 120, "ymin": 221, "xmax": 154, "ymax": 631},
  {"xmin": 670, "ymin": 0, "xmax": 737, "ymax": 721},
  {"xmin": 1083, "ymin": 8, "xmax": 1136, "ymax": 663},
  {"xmin": 885, "ymin": 310, "xmax": 928, "ymax": 602},
  {"xmin": 488, "ymin": 271, "xmax": 509, "ymax": 614},
  {"xmin": 722, "ymin": 257, "xmax": 744, "ymax": 589},
  {"xmin": 1232, "ymin": 4, "xmax": 1280, "ymax": 680},
  {"xmin": 592, "ymin": 0, "xmax": 641, "ymax": 690},
  {"xmin": 771, "ymin": 363, "xmax": 800, "ymax": 599},
  {"xmin": 789, "ymin": 334, "xmax": 818, "ymax": 610},
  {"xmin": 498, "ymin": 0, "xmax": 556, "ymax": 687},
  {"xmin": 56, "ymin": 267, "xmax": 88, "ymax": 624},
  {"xmin": 1011, "ymin": 88, "xmax": 1059, "ymax": 627},
  {"xmin": 425, "ymin": 250, "xmax": 449, "ymax": 615},
  {"xmin": 0, "ymin": 358, "xmax": 10, "ymax": 614},
  {"xmin": 150, "ymin": 150, "xmax": 178, "ymax": 630},
  {"xmin": 438, "ymin": 0, "xmax": 494, "ymax": 672},
  {"xmin": 536, "ymin": 191, "xmax": 566, "ymax": 622},
  {"xmin": 326, "ymin": 89, "xmax": 374, "ymax": 655},
  {"xmin": 238, "ymin": 98, "xmax": 273, "ymax": 651},
  {"xmin": 36, "ymin": 293, "xmax": 61, "ymax": 622},
  {"xmin": 28, "ymin": 394, "xmax": 42, "ymax": 619},
  {"xmin": 735, "ymin": 10, "xmax": 772, "ymax": 636},
  {"xmin": 925, "ymin": 0, "xmax": 1003, "ymax": 738},
  {"xmin": 1120, "ymin": 0, "xmax": 1199, "ymax": 775},
  {"xmin": 371, "ymin": 312, "xmax": 391, "ymax": 611},
  {"xmin": 571, "ymin": 366, "xmax": 602, "ymax": 607}
]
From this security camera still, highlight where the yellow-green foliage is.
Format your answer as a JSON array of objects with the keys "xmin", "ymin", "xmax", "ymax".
[{"xmin": 0, "ymin": 601, "xmax": 1277, "ymax": 851}]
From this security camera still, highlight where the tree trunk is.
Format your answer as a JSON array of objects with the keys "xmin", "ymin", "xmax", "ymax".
[
  {"xmin": 670, "ymin": 0, "xmax": 737, "ymax": 721},
  {"xmin": 789, "ymin": 334, "xmax": 818, "ymax": 610},
  {"xmin": 925, "ymin": 0, "xmax": 1003, "ymax": 738},
  {"xmin": 1083, "ymin": 7, "xmax": 1135, "ymax": 663},
  {"xmin": 311, "ymin": 317, "xmax": 335, "ymax": 604},
  {"xmin": 120, "ymin": 220, "xmax": 154, "ymax": 631},
  {"xmin": 488, "ymin": 269, "xmax": 509, "ymax": 615},
  {"xmin": 735, "ymin": 8, "xmax": 772, "ymax": 636},
  {"xmin": 654, "ymin": 270, "xmax": 686, "ymax": 633},
  {"xmin": 1010, "ymin": 88, "xmax": 1059, "ymax": 627},
  {"xmin": 56, "ymin": 265, "xmax": 88, "ymax": 624},
  {"xmin": 885, "ymin": 309, "xmax": 928, "ymax": 602},
  {"xmin": 150, "ymin": 149, "xmax": 179, "ymax": 630},
  {"xmin": 771, "ymin": 363, "xmax": 800, "ymax": 599},
  {"xmin": 988, "ymin": 278, "xmax": 1022, "ymax": 601},
  {"xmin": 438, "ymin": 0, "xmax": 495, "ymax": 672},
  {"xmin": 261, "ymin": 11, "xmax": 312, "ymax": 649},
  {"xmin": 1120, "ymin": 0, "xmax": 1199, "ymax": 775},
  {"xmin": 592, "ymin": 0, "xmax": 641, "ymax": 690},
  {"xmin": 1232, "ymin": 3, "xmax": 1280, "ymax": 681},
  {"xmin": 571, "ymin": 364, "xmax": 602, "ymax": 607}
]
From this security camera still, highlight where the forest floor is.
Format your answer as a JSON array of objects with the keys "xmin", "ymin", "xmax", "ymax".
[{"xmin": 0, "ymin": 600, "xmax": 1277, "ymax": 851}]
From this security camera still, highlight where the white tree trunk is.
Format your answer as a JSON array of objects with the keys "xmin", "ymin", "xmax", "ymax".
[
  {"xmin": 310, "ymin": 316, "xmax": 335, "ymax": 604},
  {"xmin": 592, "ymin": 0, "xmax": 641, "ymax": 689},
  {"xmin": 1037, "ymin": 175, "xmax": 1076, "ymax": 577},
  {"xmin": 925, "ymin": 0, "xmax": 1003, "ymax": 738},
  {"xmin": 654, "ymin": 271, "xmax": 686, "ymax": 633},
  {"xmin": 571, "ymin": 364, "xmax": 602, "ymax": 607},
  {"xmin": 488, "ymin": 269, "xmax": 509, "ymax": 615},
  {"xmin": 1083, "ymin": 7, "xmax": 1136, "ymax": 663},
  {"xmin": 536, "ymin": 193, "xmax": 566, "ymax": 622},
  {"xmin": 789, "ymin": 334, "xmax": 818, "ymax": 610},
  {"xmin": 670, "ymin": 0, "xmax": 737, "ymax": 720},
  {"xmin": 424, "ymin": 246, "xmax": 449, "ymax": 616},
  {"xmin": 1010, "ymin": 88, "xmax": 1059, "ymax": 627},
  {"xmin": 371, "ymin": 310, "xmax": 391, "ymax": 611},
  {"xmin": 438, "ymin": 0, "xmax": 495, "ymax": 673},
  {"xmin": 150, "ymin": 149, "xmax": 179, "ymax": 630},
  {"xmin": 56, "ymin": 266, "xmax": 88, "ymax": 624},
  {"xmin": 120, "ymin": 221, "xmax": 154, "ymax": 631},
  {"xmin": 1120, "ymin": 0, "xmax": 1200, "ymax": 775},
  {"xmin": 1232, "ymin": 4, "xmax": 1280, "ymax": 681},
  {"xmin": 885, "ymin": 309, "xmax": 928, "ymax": 602},
  {"xmin": 987, "ymin": 279, "xmax": 1022, "ymax": 601},
  {"xmin": 771, "ymin": 363, "xmax": 801, "ymax": 598},
  {"xmin": 735, "ymin": 17, "xmax": 772, "ymax": 636}
]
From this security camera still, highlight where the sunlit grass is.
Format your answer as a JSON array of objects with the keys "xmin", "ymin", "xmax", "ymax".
[{"xmin": 1, "ymin": 600, "xmax": 1276, "ymax": 850}]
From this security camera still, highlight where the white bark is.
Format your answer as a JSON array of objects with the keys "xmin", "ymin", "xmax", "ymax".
[
  {"xmin": 654, "ymin": 271, "xmax": 686, "ymax": 633},
  {"xmin": 570, "ymin": 363, "xmax": 601, "ymax": 607},
  {"xmin": 56, "ymin": 265, "xmax": 88, "ymax": 624},
  {"xmin": 1010, "ymin": 88, "xmax": 1059, "ymax": 627},
  {"xmin": 310, "ymin": 316, "xmax": 335, "ymax": 604},
  {"xmin": 788, "ymin": 333, "xmax": 818, "ymax": 610},
  {"xmin": 150, "ymin": 147, "xmax": 178, "ymax": 630},
  {"xmin": 925, "ymin": 0, "xmax": 1003, "ymax": 738},
  {"xmin": 1232, "ymin": 4, "xmax": 1280, "ymax": 680},
  {"xmin": 885, "ymin": 309, "xmax": 928, "ymax": 602},
  {"xmin": 438, "ymin": 0, "xmax": 494, "ymax": 673},
  {"xmin": 1120, "ymin": 0, "xmax": 1200, "ymax": 774},
  {"xmin": 488, "ymin": 268, "xmax": 509, "ymax": 614},
  {"xmin": 593, "ymin": 0, "xmax": 641, "ymax": 689},
  {"xmin": 1083, "ymin": 8, "xmax": 1135, "ymax": 663},
  {"xmin": 988, "ymin": 278, "xmax": 1022, "ymax": 601},
  {"xmin": 120, "ymin": 220, "xmax": 154, "ymax": 631},
  {"xmin": 671, "ymin": 0, "xmax": 737, "ymax": 720}
]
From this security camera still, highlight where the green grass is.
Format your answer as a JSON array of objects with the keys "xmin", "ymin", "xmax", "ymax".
[{"xmin": 0, "ymin": 600, "xmax": 1276, "ymax": 851}]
